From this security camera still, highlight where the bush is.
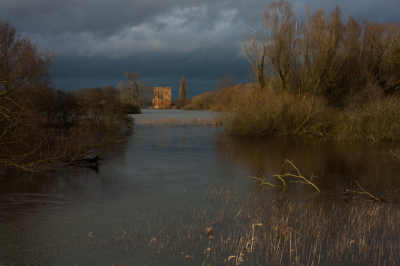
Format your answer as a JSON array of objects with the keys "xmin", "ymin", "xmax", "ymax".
[
  {"xmin": 181, "ymin": 91, "xmax": 215, "ymax": 110},
  {"xmin": 217, "ymin": 80, "xmax": 400, "ymax": 140},
  {"xmin": 75, "ymin": 86, "xmax": 134, "ymax": 130},
  {"xmin": 219, "ymin": 83, "xmax": 330, "ymax": 137},
  {"xmin": 334, "ymin": 94, "xmax": 400, "ymax": 140},
  {"xmin": 175, "ymin": 99, "xmax": 191, "ymax": 109},
  {"xmin": 212, "ymin": 83, "xmax": 247, "ymax": 111}
]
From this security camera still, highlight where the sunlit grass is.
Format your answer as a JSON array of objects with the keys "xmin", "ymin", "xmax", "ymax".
[
  {"xmin": 86, "ymin": 185, "xmax": 400, "ymax": 265},
  {"xmin": 141, "ymin": 117, "xmax": 223, "ymax": 127}
]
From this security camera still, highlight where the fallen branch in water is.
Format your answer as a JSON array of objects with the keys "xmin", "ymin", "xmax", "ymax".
[
  {"xmin": 250, "ymin": 160, "xmax": 320, "ymax": 192},
  {"xmin": 279, "ymin": 160, "xmax": 320, "ymax": 192},
  {"xmin": 249, "ymin": 173, "xmax": 278, "ymax": 187},
  {"xmin": 348, "ymin": 181, "xmax": 397, "ymax": 203},
  {"xmin": 354, "ymin": 181, "xmax": 383, "ymax": 203},
  {"xmin": 390, "ymin": 150, "xmax": 400, "ymax": 160}
]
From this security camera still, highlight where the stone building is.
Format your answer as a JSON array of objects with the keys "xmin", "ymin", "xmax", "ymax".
[{"xmin": 152, "ymin": 87, "xmax": 171, "ymax": 109}]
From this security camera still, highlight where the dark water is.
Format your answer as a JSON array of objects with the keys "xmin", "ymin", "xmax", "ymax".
[{"xmin": 1, "ymin": 109, "xmax": 400, "ymax": 266}]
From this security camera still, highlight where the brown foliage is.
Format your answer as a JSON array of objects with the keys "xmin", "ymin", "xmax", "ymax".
[
  {"xmin": 123, "ymin": 71, "xmax": 150, "ymax": 104},
  {"xmin": 175, "ymin": 99, "xmax": 191, "ymax": 109},
  {"xmin": 182, "ymin": 91, "xmax": 215, "ymax": 110},
  {"xmin": 263, "ymin": 0, "xmax": 299, "ymax": 91},
  {"xmin": 216, "ymin": 71, "xmax": 236, "ymax": 92},
  {"xmin": 74, "ymin": 86, "xmax": 135, "ymax": 130},
  {"xmin": 244, "ymin": 2, "xmax": 400, "ymax": 106},
  {"xmin": 219, "ymin": 84, "xmax": 329, "ymax": 137},
  {"xmin": 233, "ymin": 1, "xmax": 400, "ymax": 139},
  {"xmin": 0, "ymin": 22, "xmax": 53, "ymax": 97},
  {"xmin": 0, "ymin": 22, "xmax": 120, "ymax": 172}
]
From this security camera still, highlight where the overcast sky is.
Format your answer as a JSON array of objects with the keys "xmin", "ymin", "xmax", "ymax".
[{"xmin": 1, "ymin": 0, "xmax": 399, "ymax": 98}]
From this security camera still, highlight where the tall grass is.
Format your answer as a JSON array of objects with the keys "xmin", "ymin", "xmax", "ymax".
[
  {"xmin": 142, "ymin": 117, "xmax": 222, "ymax": 127},
  {"xmin": 92, "ymin": 186, "xmax": 400, "ymax": 265},
  {"xmin": 182, "ymin": 92, "xmax": 216, "ymax": 110},
  {"xmin": 217, "ymin": 83, "xmax": 400, "ymax": 140},
  {"xmin": 334, "ymin": 91, "xmax": 400, "ymax": 140},
  {"xmin": 175, "ymin": 99, "xmax": 192, "ymax": 109},
  {"xmin": 219, "ymin": 84, "xmax": 329, "ymax": 137}
]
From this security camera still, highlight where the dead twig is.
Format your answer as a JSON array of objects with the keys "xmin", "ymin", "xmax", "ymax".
[
  {"xmin": 351, "ymin": 181, "xmax": 384, "ymax": 203},
  {"xmin": 280, "ymin": 160, "xmax": 320, "ymax": 192},
  {"xmin": 390, "ymin": 150, "xmax": 400, "ymax": 160}
]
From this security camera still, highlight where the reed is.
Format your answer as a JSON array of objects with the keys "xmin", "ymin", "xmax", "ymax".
[
  {"xmin": 217, "ymin": 83, "xmax": 400, "ymax": 140},
  {"xmin": 86, "ymin": 185, "xmax": 400, "ymax": 265},
  {"xmin": 141, "ymin": 117, "xmax": 222, "ymax": 127}
]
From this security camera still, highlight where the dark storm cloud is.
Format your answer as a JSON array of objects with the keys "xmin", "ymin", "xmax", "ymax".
[
  {"xmin": 1, "ymin": 0, "xmax": 237, "ymax": 36},
  {"xmin": 53, "ymin": 43, "xmax": 247, "ymax": 97},
  {"xmin": 1, "ymin": 0, "xmax": 399, "ymax": 94}
]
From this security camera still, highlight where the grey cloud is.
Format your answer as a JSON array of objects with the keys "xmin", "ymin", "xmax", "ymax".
[
  {"xmin": 2, "ymin": 0, "xmax": 399, "ymax": 37},
  {"xmin": 52, "ymin": 45, "xmax": 247, "ymax": 97},
  {"xmin": 1, "ymin": 0, "xmax": 226, "ymax": 36},
  {"xmin": 2, "ymin": 0, "xmax": 399, "ymax": 95}
]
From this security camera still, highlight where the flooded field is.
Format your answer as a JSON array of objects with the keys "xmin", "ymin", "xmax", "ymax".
[{"xmin": 1, "ymin": 109, "xmax": 400, "ymax": 266}]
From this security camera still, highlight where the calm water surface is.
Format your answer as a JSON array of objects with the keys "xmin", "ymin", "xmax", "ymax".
[{"xmin": 1, "ymin": 109, "xmax": 400, "ymax": 265}]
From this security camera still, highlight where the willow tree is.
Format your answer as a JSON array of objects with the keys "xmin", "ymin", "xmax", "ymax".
[{"xmin": 179, "ymin": 76, "xmax": 188, "ymax": 99}]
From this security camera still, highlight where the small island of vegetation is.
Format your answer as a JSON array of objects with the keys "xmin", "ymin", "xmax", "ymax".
[{"xmin": 181, "ymin": 0, "xmax": 400, "ymax": 142}]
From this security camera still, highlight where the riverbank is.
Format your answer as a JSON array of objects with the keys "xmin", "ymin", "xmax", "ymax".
[{"xmin": 215, "ymin": 83, "xmax": 400, "ymax": 141}]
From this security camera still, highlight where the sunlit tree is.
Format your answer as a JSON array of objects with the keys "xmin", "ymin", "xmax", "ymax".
[{"xmin": 123, "ymin": 71, "xmax": 150, "ymax": 104}]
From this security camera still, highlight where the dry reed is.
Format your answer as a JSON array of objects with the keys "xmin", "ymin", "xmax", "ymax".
[
  {"xmin": 141, "ymin": 117, "xmax": 222, "ymax": 127},
  {"xmin": 86, "ymin": 186, "xmax": 400, "ymax": 265}
]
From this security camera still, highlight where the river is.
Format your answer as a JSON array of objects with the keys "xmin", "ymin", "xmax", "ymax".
[{"xmin": 1, "ymin": 108, "xmax": 400, "ymax": 266}]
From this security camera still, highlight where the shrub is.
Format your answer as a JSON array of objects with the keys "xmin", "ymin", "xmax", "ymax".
[
  {"xmin": 219, "ymin": 83, "xmax": 330, "ymax": 137},
  {"xmin": 212, "ymin": 83, "xmax": 247, "ymax": 111},
  {"xmin": 75, "ymin": 86, "xmax": 135, "ymax": 130},
  {"xmin": 334, "ymin": 94, "xmax": 400, "ymax": 140},
  {"xmin": 182, "ymin": 91, "xmax": 215, "ymax": 110},
  {"xmin": 218, "ymin": 80, "xmax": 400, "ymax": 140},
  {"xmin": 175, "ymin": 99, "xmax": 191, "ymax": 109}
]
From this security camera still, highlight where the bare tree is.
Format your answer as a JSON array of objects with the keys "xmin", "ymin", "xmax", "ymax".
[
  {"xmin": 216, "ymin": 70, "xmax": 236, "ymax": 92},
  {"xmin": 362, "ymin": 21, "xmax": 400, "ymax": 92},
  {"xmin": 300, "ymin": 7, "xmax": 346, "ymax": 105},
  {"xmin": 243, "ymin": 16, "xmax": 268, "ymax": 90},
  {"xmin": 179, "ymin": 76, "xmax": 188, "ymax": 99},
  {"xmin": 0, "ymin": 21, "xmax": 104, "ymax": 172},
  {"xmin": 262, "ymin": 0, "xmax": 300, "ymax": 92},
  {"xmin": 123, "ymin": 71, "xmax": 150, "ymax": 104},
  {"xmin": 0, "ymin": 22, "xmax": 53, "ymax": 98}
]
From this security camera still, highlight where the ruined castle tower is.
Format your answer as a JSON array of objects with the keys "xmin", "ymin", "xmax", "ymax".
[{"xmin": 152, "ymin": 87, "xmax": 171, "ymax": 108}]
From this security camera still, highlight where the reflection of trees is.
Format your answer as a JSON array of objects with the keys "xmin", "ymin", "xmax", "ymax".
[
  {"xmin": 213, "ymin": 134, "xmax": 400, "ymax": 188},
  {"xmin": 0, "ymin": 131, "xmax": 135, "ymax": 216}
]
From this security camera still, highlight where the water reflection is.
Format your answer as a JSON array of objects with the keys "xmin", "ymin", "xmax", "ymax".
[
  {"xmin": 1, "ymin": 109, "xmax": 400, "ymax": 266},
  {"xmin": 214, "ymin": 134, "xmax": 400, "ymax": 197}
]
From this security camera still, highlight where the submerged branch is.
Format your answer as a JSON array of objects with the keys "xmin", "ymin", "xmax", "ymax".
[
  {"xmin": 348, "ymin": 181, "xmax": 386, "ymax": 203},
  {"xmin": 280, "ymin": 160, "xmax": 320, "ymax": 192},
  {"xmin": 250, "ymin": 159, "xmax": 320, "ymax": 192}
]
